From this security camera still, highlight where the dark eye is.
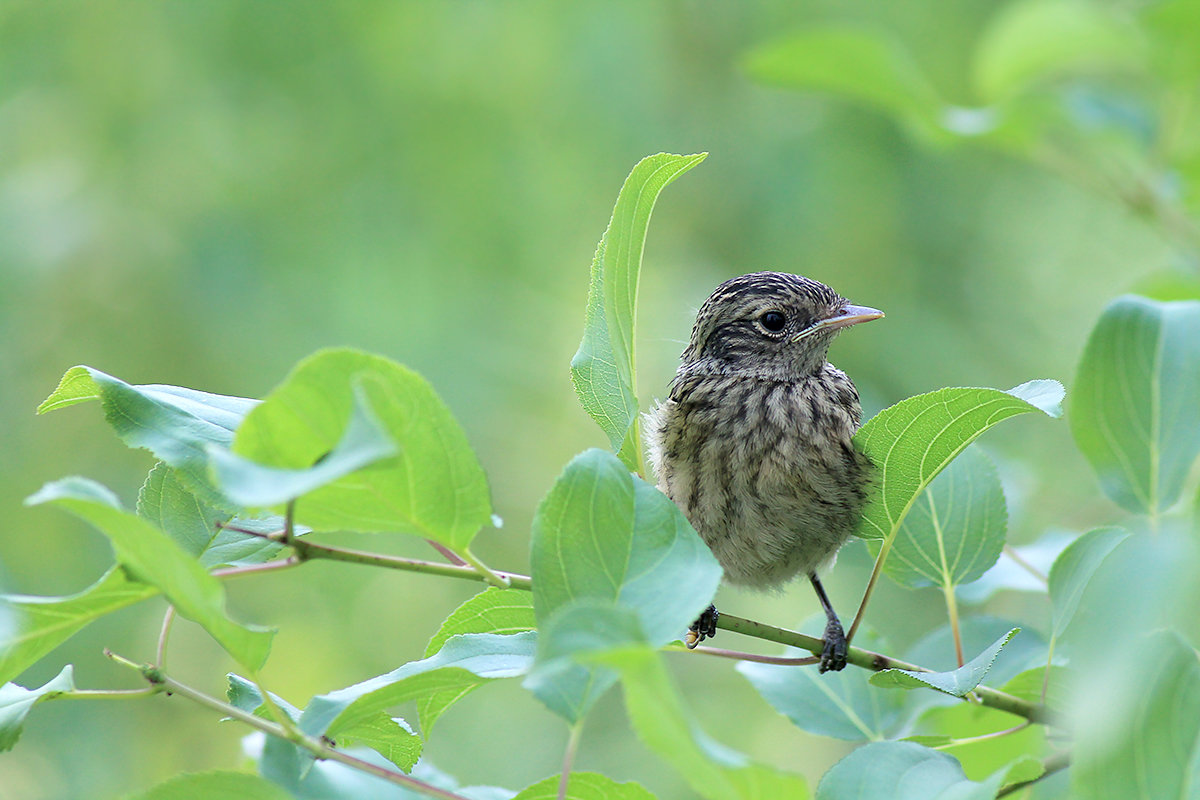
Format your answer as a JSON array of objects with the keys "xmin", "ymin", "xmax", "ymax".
[{"xmin": 760, "ymin": 311, "xmax": 787, "ymax": 332}]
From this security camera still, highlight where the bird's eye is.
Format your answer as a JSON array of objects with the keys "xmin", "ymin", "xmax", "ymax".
[{"xmin": 760, "ymin": 311, "xmax": 787, "ymax": 332}]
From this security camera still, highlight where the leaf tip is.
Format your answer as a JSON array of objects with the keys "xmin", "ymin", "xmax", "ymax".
[{"xmin": 1007, "ymin": 379, "xmax": 1065, "ymax": 418}]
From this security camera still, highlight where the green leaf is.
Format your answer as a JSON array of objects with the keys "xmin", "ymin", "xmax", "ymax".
[
  {"xmin": 1069, "ymin": 296, "xmax": 1200, "ymax": 514},
  {"xmin": 25, "ymin": 478, "xmax": 273, "ymax": 669},
  {"xmin": 522, "ymin": 601, "xmax": 634, "ymax": 723},
  {"xmin": 743, "ymin": 27, "xmax": 945, "ymax": 142},
  {"xmin": 871, "ymin": 629, "xmax": 1019, "ymax": 697},
  {"xmin": 1074, "ymin": 631, "xmax": 1200, "ymax": 799},
  {"xmin": 597, "ymin": 645, "xmax": 810, "ymax": 800},
  {"xmin": 571, "ymin": 153, "xmax": 707, "ymax": 471},
  {"xmin": 137, "ymin": 463, "xmax": 288, "ymax": 569},
  {"xmin": 854, "ymin": 381, "xmax": 1063, "ymax": 542},
  {"xmin": 0, "ymin": 568, "xmax": 158, "ymax": 685},
  {"xmin": 530, "ymin": 448, "xmax": 721, "ymax": 646},
  {"xmin": 1047, "ymin": 527, "xmax": 1129, "ymax": 638},
  {"xmin": 881, "ymin": 446, "xmax": 1007, "ymax": 590},
  {"xmin": 299, "ymin": 632, "xmax": 535, "ymax": 743},
  {"xmin": 815, "ymin": 742, "xmax": 1004, "ymax": 800},
  {"xmin": 232, "ymin": 348, "xmax": 491, "ymax": 547},
  {"xmin": 904, "ymin": 617, "xmax": 1046, "ymax": 702},
  {"xmin": 335, "ymin": 714, "xmax": 422, "ymax": 773},
  {"xmin": 513, "ymin": 773, "xmax": 657, "ymax": 800},
  {"xmin": 1000, "ymin": 666, "xmax": 1069, "ymax": 714},
  {"xmin": 737, "ymin": 629, "xmax": 909, "ymax": 742},
  {"xmin": 0, "ymin": 665, "xmax": 74, "ymax": 751},
  {"xmin": 37, "ymin": 366, "xmax": 257, "ymax": 505},
  {"xmin": 972, "ymin": 0, "xmax": 1144, "ymax": 103},
  {"xmin": 126, "ymin": 771, "xmax": 293, "ymax": 800},
  {"xmin": 210, "ymin": 382, "xmax": 397, "ymax": 507},
  {"xmin": 418, "ymin": 588, "xmax": 534, "ymax": 736}
]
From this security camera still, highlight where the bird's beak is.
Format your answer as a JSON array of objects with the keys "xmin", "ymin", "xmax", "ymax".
[{"xmin": 791, "ymin": 304, "xmax": 884, "ymax": 342}]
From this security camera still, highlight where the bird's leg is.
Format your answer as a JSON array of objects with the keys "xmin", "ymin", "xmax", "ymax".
[
  {"xmin": 809, "ymin": 573, "xmax": 847, "ymax": 673},
  {"xmin": 685, "ymin": 604, "xmax": 719, "ymax": 649}
]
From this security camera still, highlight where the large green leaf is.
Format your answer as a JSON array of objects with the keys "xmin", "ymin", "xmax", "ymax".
[
  {"xmin": 815, "ymin": 742, "xmax": 1004, "ymax": 800},
  {"xmin": 418, "ymin": 588, "xmax": 535, "ymax": 736},
  {"xmin": 1069, "ymin": 296, "xmax": 1200, "ymax": 515},
  {"xmin": 25, "ymin": 479, "xmax": 273, "ymax": 670},
  {"xmin": 870, "ymin": 629, "xmax": 1018, "ymax": 697},
  {"xmin": 1047, "ymin": 527, "xmax": 1129, "ymax": 638},
  {"xmin": 530, "ymin": 448, "xmax": 721, "ymax": 646},
  {"xmin": 232, "ymin": 348, "xmax": 491, "ymax": 547},
  {"xmin": 743, "ymin": 27, "xmax": 945, "ymax": 142},
  {"xmin": 37, "ymin": 366, "xmax": 258, "ymax": 505},
  {"xmin": 0, "ymin": 665, "xmax": 74, "ymax": 751},
  {"xmin": 972, "ymin": 0, "xmax": 1144, "ymax": 103},
  {"xmin": 595, "ymin": 643, "xmax": 810, "ymax": 800},
  {"xmin": 299, "ymin": 632, "xmax": 535, "ymax": 743},
  {"xmin": 881, "ymin": 446, "xmax": 1007, "ymax": 590},
  {"xmin": 571, "ymin": 153, "xmax": 707, "ymax": 472},
  {"xmin": 1074, "ymin": 631, "xmax": 1200, "ymax": 799},
  {"xmin": 854, "ymin": 381, "xmax": 1062, "ymax": 542},
  {"xmin": 737, "ymin": 629, "xmax": 908, "ymax": 742},
  {"xmin": 0, "ymin": 568, "xmax": 158, "ymax": 685}
]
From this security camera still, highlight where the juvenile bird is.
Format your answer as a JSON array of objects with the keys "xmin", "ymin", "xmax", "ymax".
[{"xmin": 644, "ymin": 271, "xmax": 882, "ymax": 672}]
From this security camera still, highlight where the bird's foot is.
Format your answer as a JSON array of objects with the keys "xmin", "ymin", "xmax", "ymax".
[
  {"xmin": 819, "ymin": 617, "xmax": 848, "ymax": 673},
  {"xmin": 685, "ymin": 604, "xmax": 719, "ymax": 649}
]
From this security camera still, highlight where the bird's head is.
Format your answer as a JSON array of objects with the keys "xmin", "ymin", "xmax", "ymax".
[{"xmin": 682, "ymin": 271, "xmax": 883, "ymax": 378}]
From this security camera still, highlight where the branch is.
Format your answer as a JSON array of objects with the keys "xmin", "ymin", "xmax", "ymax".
[
  {"xmin": 216, "ymin": 532, "xmax": 1054, "ymax": 725},
  {"xmin": 104, "ymin": 650, "xmax": 474, "ymax": 800}
]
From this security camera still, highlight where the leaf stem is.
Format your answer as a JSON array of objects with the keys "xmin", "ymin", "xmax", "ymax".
[
  {"xmin": 933, "ymin": 722, "xmax": 1030, "ymax": 749},
  {"xmin": 847, "ymin": 536, "xmax": 893, "ymax": 644},
  {"xmin": 1002, "ymin": 545, "xmax": 1047, "ymax": 586},
  {"xmin": 156, "ymin": 605, "xmax": 176, "ymax": 669},
  {"xmin": 559, "ymin": 721, "xmax": 584, "ymax": 800},
  {"xmin": 103, "ymin": 649, "xmax": 474, "ymax": 800},
  {"xmin": 943, "ymin": 582, "xmax": 965, "ymax": 668}
]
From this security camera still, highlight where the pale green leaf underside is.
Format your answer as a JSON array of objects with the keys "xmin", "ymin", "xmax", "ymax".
[
  {"xmin": 0, "ymin": 568, "xmax": 158, "ymax": 686},
  {"xmin": 1048, "ymin": 526, "xmax": 1129, "ymax": 638},
  {"xmin": 1069, "ymin": 295, "xmax": 1200, "ymax": 514},
  {"xmin": 126, "ymin": 770, "xmax": 293, "ymax": 800},
  {"xmin": 815, "ymin": 741, "xmax": 1004, "ymax": 800},
  {"xmin": 0, "ymin": 665, "xmax": 75, "ymax": 752},
  {"xmin": 571, "ymin": 153, "xmax": 707, "ymax": 471},
  {"xmin": 870, "ymin": 628, "xmax": 1018, "ymax": 697}
]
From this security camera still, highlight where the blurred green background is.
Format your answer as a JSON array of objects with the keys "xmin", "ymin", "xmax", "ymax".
[{"xmin": 1, "ymin": 1, "xmax": 1190, "ymax": 798}]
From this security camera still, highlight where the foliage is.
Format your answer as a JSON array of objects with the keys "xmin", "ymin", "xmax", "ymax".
[{"xmin": 6, "ymin": 5, "xmax": 1200, "ymax": 795}]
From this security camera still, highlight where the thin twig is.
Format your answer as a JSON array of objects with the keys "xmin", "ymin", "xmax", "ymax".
[
  {"xmin": 934, "ymin": 722, "xmax": 1030, "ymax": 749},
  {"xmin": 104, "ymin": 650, "xmax": 474, "ymax": 800},
  {"xmin": 1003, "ymin": 545, "xmax": 1048, "ymax": 586},
  {"xmin": 686, "ymin": 645, "xmax": 819, "ymax": 667},
  {"xmin": 156, "ymin": 606, "xmax": 176, "ymax": 669},
  {"xmin": 558, "ymin": 722, "xmax": 584, "ymax": 800},
  {"xmin": 847, "ymin": 537, "xmax": 892, "ymax": 645},
  {"xmin": 208, "ymin": 526, "xmax": 1053, "ymax": 724}
]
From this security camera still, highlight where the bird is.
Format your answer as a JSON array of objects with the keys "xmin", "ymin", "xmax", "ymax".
[{"xmin": 644, "ymin": 271, "xmax": 882, "ymax": 672}]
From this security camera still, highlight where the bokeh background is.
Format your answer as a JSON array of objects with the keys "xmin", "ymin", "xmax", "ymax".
[{"xmin": 2, "ymin": 2, "xmax": 1194, "ymax": 798}]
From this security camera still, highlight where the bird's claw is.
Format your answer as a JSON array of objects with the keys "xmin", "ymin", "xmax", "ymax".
[
  {"xmin": 819, "ymin": 618, "xmax": 848, "ymax": 673},
  {"xmin": 686, "ymin": 604, "xmax": 719, "ymax": 649}
]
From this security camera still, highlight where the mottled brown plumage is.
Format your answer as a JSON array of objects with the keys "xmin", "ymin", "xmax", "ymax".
[{"xmin": 645, "ymin": 271, "xmax": 882, "ymax": 671}]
